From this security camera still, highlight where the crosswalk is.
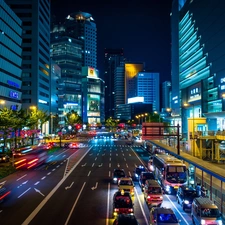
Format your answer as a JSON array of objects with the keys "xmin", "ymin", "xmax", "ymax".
[{"xmin": 77, "ymin": 144, "xmax": 141, "ymax": 148}]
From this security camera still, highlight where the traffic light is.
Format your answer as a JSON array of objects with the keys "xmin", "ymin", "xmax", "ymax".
[{"xmin": 76, "ymin": 124, "xmax": 81, "ymax": 130}]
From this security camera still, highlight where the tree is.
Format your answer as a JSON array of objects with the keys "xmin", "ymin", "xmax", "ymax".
[
  {"xmin": 26, "ymin": 108, "xmax": 49, "ymax": 145},
  {"xmin": 0, "ymin": 108, "xmax": 16, "ymax": 152},
  {"xmin": 105, "ymin": 117, "xmax": 118, "ymax": 131},
  {"xmin": 64, "ymin": 110, "xmax": 82, "ymax": 127}
]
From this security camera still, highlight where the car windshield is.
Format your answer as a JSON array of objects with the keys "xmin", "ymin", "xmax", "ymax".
[
  {"xmin": 157, "ymin": 213, "xmax": 178, "ymax": 223},
  {"xmin": 120, "ymin": 180, "xmax": 133, "ymax": 185},
  {"xmin": 115, "ymin": 196, "xmax": 132, "ymax": 208},
  {"xmin": 136, "ymin": 168, "xmax": 144, "ymax": 174},
  {"xmin": 201, "ymin": 208, "xmax": 220, "ymax": 218},
  {"xmin": 114, "ymin": 170, "xmax": 125, "ymax": 177},
  {"xmin": 148, "ymin": 187, "xmax": 162, "ymax": 194},
  {"xmin": 142, "ymin": 173, "xmax": 155, "ymax": 181},
  {"xmin": 183, "ymin": 190, "xmax": 197, "ymax": 198}
]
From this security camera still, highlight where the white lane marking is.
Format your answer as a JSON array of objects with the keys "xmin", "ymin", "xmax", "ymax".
[
  {"xmin": 16, "ymin": 174, "xmax": 27, "ymax": 181},
  {"xmin": 34, "ymin": 181, "xmax": 40, "ymax": 186},
  {"xmin": 109, "ymin": 163, "xmax": 111, "ymax": 168},
  {"xmin": 65, "ymin": 182, "xmax": 74, "ymax": 190},
  {"xmin": 52, "ymin": 168, "xmax": 55, "ymax": 171},
  {"xmin": 91, "ymin": 182, "xmax": 98, "ymax": 190},
  {"xmin": 165, "ymin": 195, "xmax": 189, "ymax": 225},
  {"xmin": 87, "ymin": 171, "xmax": 91, "ymax": 176},
  {"xmin": 47, "ymin": 172, "xmax": 51, "ymax": 175},
  {"xmin": 122, "ymin": 153, "xmax": 124, "ymax": 156},
  {"xmin": 124, "ymin": 158, "xmax": 126, "ymax": 161},
  {"xmin": 106, "ymin": 183, "xmax": 110, "ymax": 225},
  {"xmin": 21, "ymin": 147, "xmax": 93, "ymax": 225},
  {"xmin": 95, "ymin": 157, "xmax": 97, "ymax": 160},
  {"xmin": 109, "ymin": 157, "xmax": 111, "ymax": 161},
  {"xmin": 109, "ymin": 171, "xmax": 111, "ymax": 177},
  {"xmin": 34, "ymin": 188, "xmax": 45, "ymax": 197},
  {"xmin": 92, "ymin": 163, "xmax": 95, "ymax": 167},
  {"xmin": 41, "ymin": 176, "xmax": 46, "ymax": 180},
  {"xmin": 57, "ymin": 165, "xmax": 60, "ymax": 168},
  {"xmin": 18, "ymin": 187, "xmax": 31, "ymax": 199},
  {"xmin": 64, "ymin": 182, "xmax": 86, "ymax": 225},
  {"xmin": 134, "ymin": 187, "xmax": 148, "ymax": 225},
  {"xmin": 126, "ymin": 163, "xmax": 129, "ymax": 168},
  {"xmin": 128, "ymin": 171, "xmax": 131, "ymax": 177}
]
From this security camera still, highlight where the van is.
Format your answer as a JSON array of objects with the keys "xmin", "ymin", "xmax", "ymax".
[
  {"xmin": 143, "ymin": 179, "xmax": 163, "ymax": 207},
  {"xmin": 191, "ymin": 197, "xmax": 223, "ymax": 225}
]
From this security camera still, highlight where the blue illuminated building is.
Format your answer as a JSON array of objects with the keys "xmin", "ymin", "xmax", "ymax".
[
  {"xmin": 0, "ymin": 0, "xmax": 22, "ymax": 110},
  {"xmin": 171, "ymin": 0, "xmax": 225, "ymax": 139}
]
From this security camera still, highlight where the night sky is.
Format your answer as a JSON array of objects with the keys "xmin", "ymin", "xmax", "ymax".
[{"xmin": 51, "ymin": 0, "xmax": 173, "ymax": 83}]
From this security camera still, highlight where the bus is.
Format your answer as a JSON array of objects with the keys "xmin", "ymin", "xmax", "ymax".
[
  {"xmin": 14, "ymin": 148, "xmax": 48, "ymax": 169},
  {"xmin": 152, "ymin": 154, "xmax": 187, "ymax": 194}
]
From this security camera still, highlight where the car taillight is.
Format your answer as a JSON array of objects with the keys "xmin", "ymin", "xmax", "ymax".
[
  {"xmin": 128, "ymin": 208, "xmax": 133, "ymax": 212},
  {"xmin": 147, "ymin": 196, "xmax": 151, "ymax": 199},
  {"xmin": 114, "ymin": 208, "xmax": 119, "ymax": 212},
  {"xmin": 160, "ymin": 196, "xmax": 163, "ymax": 199}
]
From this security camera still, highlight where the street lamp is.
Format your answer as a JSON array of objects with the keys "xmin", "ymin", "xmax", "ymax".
[{"xmin": 184, "ymin": 103, "xmax": 195, "ymax": 155}]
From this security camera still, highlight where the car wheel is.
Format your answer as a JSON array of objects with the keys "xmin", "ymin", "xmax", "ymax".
[{"xmin": 182, "ymin": 204, "xmax": 186, "ymax": 211}]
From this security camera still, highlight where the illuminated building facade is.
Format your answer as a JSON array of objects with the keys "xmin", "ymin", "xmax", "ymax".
[
  {"xmin": 6, "ymin": 0, "xmax": 51, "ymax": 112},
  {"xmin": 125, "ymin": 63, "xmax": 144, "ymax": 103},
  {"xmin": 171, "ymin": 0, "xmax": 225, "ymax": 138},
  {"xmin": 82, "ymin": 67, "xmax": 105, "ymax": 125},
  {"xmin": 136, "ymin": 72, "xmax": 160, "ymax": 112},
  {"xmin": 104, "ymin": 48, "xmax": 124, "ymax": 119},
  {"xmin": 162, "ymin": 81, "xmax": 171, "ymax": 109},
  {"xmin": 0, "ymin": 0, "xmax": 22, "ymax": 110}
]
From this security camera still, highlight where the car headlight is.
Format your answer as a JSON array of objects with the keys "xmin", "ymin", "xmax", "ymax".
[
  {"xmin": 201, "ymin": 219, "xmax": 206, "ymax": 225},
  {"xmin": 135, "ymin": 174, "xmax": 138, "ymax": 177},
  {"xmin": 184, "ymin": 200, "xmax": 189, "ymax": 204},
  {"xmin": 113, "ymin": 178, "xmax": 117, "ymax": 181},
  {"xmin": 166, "ymin": 185, "xmax": 170, "ymax": 191},
  {"xmin": 217, "ymin": 220, "xmax": 222, "ymax": 225}
]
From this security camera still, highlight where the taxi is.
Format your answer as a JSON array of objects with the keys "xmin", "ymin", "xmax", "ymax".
[{"xmin": 118, "ymin": 177, "xmax": 135, "ymax": 196}]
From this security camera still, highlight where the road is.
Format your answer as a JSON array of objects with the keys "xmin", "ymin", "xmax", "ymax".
[{"xmin": 0, "ymin": 138, "xmax": 194, "ymax": 225}]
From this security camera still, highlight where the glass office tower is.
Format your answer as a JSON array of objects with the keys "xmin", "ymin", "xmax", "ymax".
[{"xmin": 0, "ymin": 0, "xmax": 22, "ymax": 110}]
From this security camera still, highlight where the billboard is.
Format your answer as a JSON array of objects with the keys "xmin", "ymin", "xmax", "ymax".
[
  {"xmin": 142, "ymin": 122, "xmax": 164, "ymax": 140},
  {"xmin": 87, "ymin": 94, "xmax": 100, "ymax": 117}
]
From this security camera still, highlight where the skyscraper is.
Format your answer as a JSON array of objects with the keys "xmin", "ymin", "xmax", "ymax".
[
  {"xmin": 104, "ymin": 48, "xmax": 124, "ymax": 119},
  {"xmin": 162, "ymin": 81, "xmax": 171, "ymax": 109},
  {"xmin": 0, "ymin": 0, "xmax": 23, "ymax": 110},
  {"xmin": 51, "ymin": 11, "xmax": 97, "ymax": 116},
  {"xmin": 6, "ymin": 0, "xmax": 51, "ymax": 112}
]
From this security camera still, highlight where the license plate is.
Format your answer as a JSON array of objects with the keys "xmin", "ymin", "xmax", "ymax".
[{"xmin": 174, "ymin": 186, "xmax": 178, "ymax": 189}]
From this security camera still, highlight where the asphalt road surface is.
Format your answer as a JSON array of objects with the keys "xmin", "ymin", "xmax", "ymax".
[{"xmin": 0, "ymin": 138, "xmax": 193, "ymax": 225}]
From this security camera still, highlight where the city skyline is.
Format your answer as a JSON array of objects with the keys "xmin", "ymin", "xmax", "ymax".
[{"xmin": 51, "ymin": 0, "xmax": 173, "ymax": 83}]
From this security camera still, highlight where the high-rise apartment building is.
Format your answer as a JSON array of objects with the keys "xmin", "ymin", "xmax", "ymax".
[
  {"xmin": 0, "ymin": 0, "xmax": 23, "ymax": 110},
  {"xmin": 104, "ymin": 48, "xmax": 124, "ymax": 119},
  {"xmin": 171, "ymin": 0, "xmax": 225, "ymax": 138},
  {"xmin": 6, "ymin": 0, "xmax": 51, "ymax": 112}
]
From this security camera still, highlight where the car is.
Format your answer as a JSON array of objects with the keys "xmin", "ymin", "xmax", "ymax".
[
  {"xmin": 139, "ymin": 171, "xmax": 155, "ymax": 191},
  {"xmin": 149, "ymin": 207, "xmax": 180, "ymax": 225},
  {"xmin": 112, "ymin": 169, "xmax": 126, "ymax": 184},
  {"xmin": 176, "ymin": 185, "xmax": 198, "ymax": 211},
  {"xmin": 118, "ymin": 177, "xmax": 135, "ymax": 196},
  {"xmin": 112, "ymin": 191, "xmax": 134, "ymax": 218},
  {"xmin": 0, "ymin": 153, "xmax": 10, "ymax": 163},
  {"xmin": 68, "ymin": 142, "xmax": 79, "ymax": 149},
  {"xmin": 64, "ymin": 142, "xmax": 70, "ymax": 148},
  {"xmin": 0, "ymin": 187, "xmax": 11, "ymax": 203},
  {"xmin": 113, "ymin": 214, "xmax": 139, "ymax": 225},
  {"xmin": 133, "ymin": 165, "xmax": 146, "ymax": 181}
]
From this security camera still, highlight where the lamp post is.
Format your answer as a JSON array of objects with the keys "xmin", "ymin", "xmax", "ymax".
[{"xmin": 184, "ymin": 103, "xmax": 195, "ymax": 155}]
